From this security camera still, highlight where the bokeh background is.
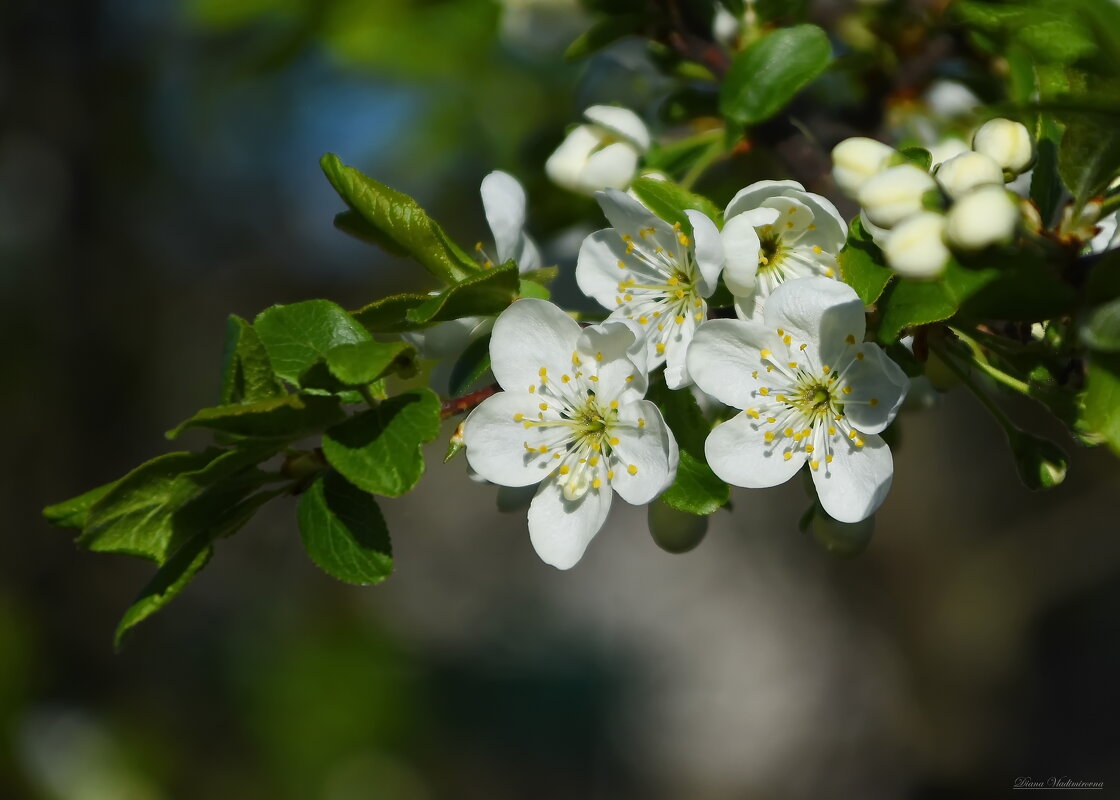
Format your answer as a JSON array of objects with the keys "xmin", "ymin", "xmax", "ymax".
[{"xmin": 4, "ymin": 1, "xmax": 1120, "ymax": 798}]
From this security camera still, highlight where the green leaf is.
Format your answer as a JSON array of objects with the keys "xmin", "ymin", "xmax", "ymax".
[
  {"xmin": 838, "ymin": 217, "xmax": 893, "ymax": 305},
  {"xmin": 564, "ymin": 14, "xmax": 642, "ymax": 60},
  {"xmin": 404, "ymin": 262, "xmax": 520, "ymax": 325},
  {"xmin": 332, "ymin": 210, "xmax": 408, "ymax": 255},
  {"xmin": 517, "ymin": 278, "xmax": 551, "ymax": 301},
  {"xmin": 448, "ymin": 332, "xmax": 492, "ymax": 397},
  {"xmin": 719, "ymin": 24, "xmax": 832, "ymax": 126},
  {"xmin": 893, "ymin": 147, "xmax": 933, "ymax": 171},
  {"xmin": 1082, "ymin": 297, "xmax": 1120, "ymax": 352},
  {"xmin": 1059, "ymin": 112, "xmax": 1120, "ymax": 207},
  {"xmin": 351, "ymin": 293, "xmax": 431, "ymax": 334},
  {"xmin": 43, "ymin": 481, "xmax": 118, "ymax": 530},
  {"xmin": 113, "ymin": 487, "xmax": 282, "ymax": 648},
  {"xmin": 325, "ymin": 340, "xmax": 417, "ymax": 386},
  {"xmin": 877, "ymin": 261, "xmax": 999, "ymax": 343},
  {"xmin": 322, "ymin": 389, "xmax": 442, "ymax": 497},
  {"xmin": 298, "ymin": 472, "xmax": 393, "ymax": 586},
  {"xmin": 1083, "ymin": 353, "xmax": 1120, "ymax": 454},
  {"xmin": 660, "ymin": 450, "xmax": 730, "ymax": 515},
  {"xmin": 166, "ymin": 395, "xmax": 345, "ymax": 441},
  {"xmin": 646, "ymin": 380, "xmax": 710, "ymax": 457},
  {"xmin": 254, "ymin": 300, "xmax": 372, "ymax": 387},
  {"xmin": 79, "ymin": 447, "xmax": 273, "ymax": 564},
  {"xmin": 220, "ymin": 315, "xmax": 286, "ymax": 405},
  {"xmin": 321, "ymin": 153, "xmax": 478, "ymax": 283},
  {"xmin": 629, "ymin": 177, "xmax": 723, "ymax": 232},
  {"xmin": 957, "ymin": 250, "xmax": 1076, "ymax": 321}
]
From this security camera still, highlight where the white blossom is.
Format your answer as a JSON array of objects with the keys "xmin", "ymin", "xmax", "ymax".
[
  {"xmin": 934, "ymin": 150, "xmax": 1004, "ymax": 199},
  {"xmin": 686, "ymin": 277, "xmax": 908, "ymax": 523},
  {"xmin": 576, "ymin": 189, "xmax": 723, "ymax": 389},
  {"xmin": 972, "ymin": 118, "xmax": 1034, "ymax": 176},
  {"xmin": 882, "ymin": 211, "xmax": 951, "ymax": 278},
  {"xmin": 463, "ymin": 299, "xmax": 678, "ymax": 569},
  {"xmin": 720, "ymin": 180, "xmax": 847, "ymax": 319},
  {"xmin": 945, "ymin": 185, "xmax": 1019, "ymax": 251},
  {"xmin": 831, "ymin": 137, "xmax": 896, "ymax": 198},
  {"xmin": 545, "ymin": 105, "xmax": 650, "ymax": 195}
]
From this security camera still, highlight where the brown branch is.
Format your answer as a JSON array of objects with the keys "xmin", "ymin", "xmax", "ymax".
[{"xmin": 440, "ymin": 384, "xmax": 499, "ymax": 419}]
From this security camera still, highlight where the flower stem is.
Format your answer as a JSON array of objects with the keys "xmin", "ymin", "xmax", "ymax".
[
  {"xmin": 680, "ymin": 137, "xmax": 727, "ymax": 190},
  {"xmin": 930, "ymin": 340, "xmax": 1018, "ymax": 437},
  {"xmin": 949, "ymin": 327, "xmax": 1032, "ymax": 396}
]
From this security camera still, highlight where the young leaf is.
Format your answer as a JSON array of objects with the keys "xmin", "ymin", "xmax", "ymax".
[
  {"xmin": 838, "ymin": 217, "xmax": 894, "ymax": 305},
  {"xmin": 220, "ymin": 315, "xmax": 285, "ymax": 405},
  {"xmin": 448, "ymin": 333, "xmax": 492, "ymax": 397},
  {"xmin": 332, "ymin": 210, "xmax": 409, "ymax": 255},
  {"xmin": 719, "ymin": 24, "xmax": 832, "ymax": 126},
  {"xmin": 1081, "ymin": 297, "xmax": 1120, "ymax": 352},
  {"xmin": 1059, "ymin": 112, "xmax": 1120, "ymax": 208},
  {"xmin": 659, "ymin": 450, "xmax": 730, "ymax": 515},
  {"xmin": 351, "ymin": 293, "xmax": 431, "ymax": 334},
  {"xmin": 43, "ymin": 481, "xmax": 118, "ymax": 530},
  {"xmin": 325, "ymin": 340, "xmax": 417, "ymax": 386},
  {"xmin": 629, "ymin": 177, "xmax": 723, "ymax": 231},
  {"xmin": 404, "ymin": 262, "xmax": 520, "ymax": 325},
  {"xmin": 321, "ymin": 153, "xmax": 479, "ymax": 283},
  {"xmin": 564, "ymin": 14, "xmax": 642, "ymax": 60},
  {"xmin": 298, "ymin": 472, "xmax": 393, "ymax": 586},
  {"xmin": 321, "ymin": 389, "xmax": 442, "ymax": 497},
  {"xmin": 254, "ymin": 300, "xmax": 371, "ymax": 387},
  {"xmin": 166, "ymin": 395, "xmax": 345, "ymax": 441},
  {"xmin": 877, "ymin": 261, "xmax": 999, "ymax": 343},
  {"xmin": 1083, "ymin": 354, "xmax": 1120, "ymax": 455}
]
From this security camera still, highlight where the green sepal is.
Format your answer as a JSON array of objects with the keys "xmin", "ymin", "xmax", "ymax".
[
  {"xmin": 517, "ymin": 278, "xmax": 551, "ymax": 301},
  {"xmin": 351, "ymin": 293, "xmax": 432, "ymax": 334},
  {"xmin": 838, "ymin": 217, "xmax": 893, "ymax": 305},
  {"xmin": 404, "ymin": 262, "xmax": 520, "ymax": 325},
  {"xmin": 166, "ymin": 395, "xmax": 345, "ymax": 441},
  {"xmin": 1082, "ymin": 353, "xmax": 1120, "ymax": 455},
  {"xmin": 520, "ymin": 266, "xmax": 559, "ymax": 287},
  {"xmin": 647, "ymin": 500, "xmax": 709, "ymax": 554},
  {"xmin": 220, "ymin": 315, "xmax": 286, "ymax": 405},
  {"xmin": 448, "ymin": 333, "xmax": 492, "ymax": 397},
  {"xmin": 320, "ymin": 153, "xmax": 479, "ymax": 283},
  {"xmin": 647, "ymin": 380, "xmax": 729, "ymax": 515},
  {"xmin": 1008, "ymin": 429, "xmax": 1069, "ymax": 490},
  {"xmin": 629, "ymin": 176, "xmax": 723, "ymax": 232},
  {"xmin": 254, "ymin": 299, "xmax": 372, "ymax": 388},
  {"xmin": 43, "ymin": 481, "xmax": 118, "ymax": 531},
  {"xmin": 322, "ymin": 389, "xmax": 442, "ymax": 497},
  {"xmin": 298, "ymin": 472, "xmax": 393, "ymax": 586},
  {"xmin": 876, "ymin": 261, "xmax": 999, "ymax": 344},
  {"xmin": 891, "ymin": 147, "xmax": 933, "ymax": 171},
  {"xmin": 719, "ymin": 24, "xmax": 831, "ymax": 126}
]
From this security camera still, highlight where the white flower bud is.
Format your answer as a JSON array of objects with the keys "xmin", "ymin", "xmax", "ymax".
[
  {"xmin": 882, "ymin": 211, "xmax": 950, "ymax": 278},
  {"xmin": 945, "ymin": 185, "xmax": 1019, "ymax": 251},
  {"xmin": 545, "ymin": 105, "xmax": 649, "ymax": 195},
  {"xmin": 935, "ymin": 151, "xmax": 1004, "ymax": 199},
  {"xmin": 857, "ymin": 164, "xmax": 938, "ymax": 229},
  {"xmin": 972, "ymin": 118, "xmax": 1035, "ymax": 175},
  {"xmin": 928, "ymin": 137, "xmax": 969, "ymax": 167},
  {"xmin": 831, "ymin": 137, "xmax": 896, "ymax": 198}
]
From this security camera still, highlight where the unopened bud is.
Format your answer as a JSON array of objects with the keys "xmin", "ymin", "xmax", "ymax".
[
  {"xmin": 935, "ymin": 151, "xmax": 1004, "ymax": 199},
  {"xmin": 972, "ymin": 118, "xmax": 1035, "ymax": 176},
  {"xmin": 811, "ymin": 508, "xmax": 874, "ymax": 556},
  {"xmin": 945, "ymin": 185, "xmax": 1019, "ymax": 251},
  {"xmin": 647, "ymin": 501, "xmax": 709, "ymax": 553},
  {"xmin": 831, "ymin": 137, "xmax": 896, "ymax": 198},
  {"xmin": 444, "ymin": 423, "xmax": 466, "ymax": 463},
  {"xmin": 882, "ymin": 211, "xmax": 950, "ymax": 278},
  {"xmin": 858, "ymin": 164, "xmax": 938, "ymax": 229},
  {"xmin": 1009, "ymin": 430, "xmax": 1068, "ymax": 490}
]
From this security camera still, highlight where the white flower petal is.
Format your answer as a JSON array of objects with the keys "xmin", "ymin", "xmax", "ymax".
[
  {"xmin": 481, "ymin": 170, "xmax": 528, "ymax": 265},
  {"xmin": 580, "ymin": 141, "xmax": 640, "ymax": 192},
  {"xmin": 545, "ymin": 124, "xmax": 601, "ymax": 193},
  {"xmin": 514, "ymin": 233, "xmax": 544, "ymax": 273},
  {"xmin": 527, "ymin": 477, "xmax": 613, "ymax": 569},
  {"xmin": 583, "ymin": 105, "xmax": 650, "ymax": 151},
  {"xmin": 811, "ymin": 433, "xmax": 893, "ymax": 523},
  {"xmin": 490, "ymin": 298, "xmax": 581, "ymax": 391},
  {"xmin": 577, "ymin": 321, "xmax": 648, "ymax": 403},
  {"xmin": 685, "ymin": 209, "xmax": 724, "ymax": 295},
  {"xmin": 610, "ymin": 400, "xmax": 678, "ymax": 504},
  {"xmin": 595, "ymin": 188, "xmax": 676, "ymax": 249},
  {"xmin": 575, "ymin": 228, "xmax": 629, "ymax": 309},
  {"xmin": 724, "ymin": 179, "xmax": 805, "ymax": 219},
  {"xmin": 705, "ymin": 410, "xmax": 808, "ymax": 488},
  {"xmin": 722, "ymin": 212, "xmax": 763, "ymax": 296},
  {"xmin": 839, "ymin": 344, "xmax": 909, "ymax": 434},
  {"xmin": 463, "ymin": 392, "xmax": 559, "ymax": 487},
  {"xmin": 662, "ymin": 312, "xmax": 698, "ymax": 389},
  {"xmin": 763, "ymin": 277, "xmax": 866, "ymax": 366},
  {"xmin": 687, "ymin": 319, "xmax": 772, "ymax": 409}
]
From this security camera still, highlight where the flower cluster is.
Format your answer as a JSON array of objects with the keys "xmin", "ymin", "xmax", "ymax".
[
  {"xmin": 454, "ymin": 162, "xmax": 909, "ymax": 567},
  {"xmin": 831, "ymin": 117, "xmax": 1034, "ymax": 278}
]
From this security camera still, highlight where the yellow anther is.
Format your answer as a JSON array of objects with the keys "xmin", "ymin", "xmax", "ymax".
[
  {"xmin": 760, "ymin": 349, "xmax": 772, "ymax": 359},
  {"xmin": 513, "ymin": 413, "xmax": 524, "ymax": 422},
  {"xmin": 766, "ymin": 365, "xmax": 774, "ymax": 372},
  {"xmin": 595, "ymin": 351, "xmax": 603, "ymax": 361},
  {"xmin": 653, "ymin": 311, "xmax": 662, "ymax": 318},
  {"xmin": 539, "ymin": 367, "xmax": 547, "ymax": 377},
  {"xmin": 826, "ymin": 454, "xmax": 834, "ymax": 463},
  {"xmin": 822, "ymin": 365, "xmax": 831, "ymax": 374},
  {"xmin": 667, "ymin": 275, "xmax": 679, "ymax": 286},
  {"xmin": 784, "ymin": 427, "xmax": 795, "ymax": 437},
  {"xmin": 624, "ymin": 293, "xmax": 633, "ymax": 302},
  {"xmin": 538, "ymin": 445, "xmax": 549, "ymax": 454},
  {"xmin": 783, "ymin": 335, "xmax": 792, "ymax": 345},
  {"xmin": 673, "ymin": 221, "xmax": 681, "ymax": 230},
  {"xmin": 766, "ymin": 416, "xmax": 776, "ymax": 423},
  {"xmin": 554, "ymin": 453, "xmax": 561, "ymax": 459},
  {"xmin": 609, "ymin": 437, "xmax": 620, "ymax": 446},
  {"xmin": 559, "ymin": 465, "xmax": 570, "ymax": 475},
  {"xmin": 675, "ymin": 315, "xmax": 685, "ymax": 325},
  {"xmin": 607, "ymin": 470, "xmax": 615, "ymax": 480},
  {"xmin": 539, "ymin": 402, "xmax": 549, "ymax": 411},
  {"xmin": 617, "ymin": 259, "xmax": 627, "ymax": 269},
  {"xmin": 678, "ymin": 233, "xmax": 691, "ymax": 246},
  {"xmin": 592, "ymin": 478, "xmax": 602, "ymax": 489},
  {"xmin": 674, "ymin": 289, "xmax": 686, "ymax": 300},
  {"xmin": 869, "ymin": 398, "xmax": 878, "ymax": 406},
  {"xmin": 589, "ymin": 375, "xmax": 598, "ymax": 382},
  {"xmin": 622, "ymin": 233, "xmax": 632, "ymax": 242},
  {"xmin": 786, "ymin": 221, "xmax": 794, "ymax": 229},
  {"xmin": 523, "ymin": 421, "xmax": 532, "ymax": 429},
  {"xmin": 856, "ymin": 352, "xmax": 865, "ymax": 361},
  {"xmin": 562, "ymin": 374, "xmax": 571, "ymax": 383},
  {"xmin": 626, "ymin": 374, "xmax": 635, "ymax": 382},
  {"xmin": 656, "ymin": 343, "xmax": 666, "ymax": 355},
  {"xmin": 589, "ymin": 456, "xmax": 600, "ymax": 466},
  {"xmin": 747, "ymin": 409, "xmax": 760, "ymax": 419},
  {"xmin": 638, "ymin": 417, "xmax": 646, "ymax": 428},
  {"xmin": 528, "ymin": 385, "xmax": 535, "ymax": 393},
  {"xmin": 655, "ymin": 247, "xmax": 664, "ymax": 255},
  {"xmin": 828, "ymin": 426, "xmax": 836, "ymax": 436},
  {"xmin": 639, "ymin": 315, "xmax": 649, "ymax": 324},
  {"xmin": 806, "ymin": 444, "xmax": 815, "ymax": 453},
  {"xmin": 842, "ymin": 386, "xmax": 852, "ymax": 395},
  {"xmin": 824, "ymin": 268, "xmax": 835, "ymax": 278},
  {"xmin": 783, "ymin": 451, "xmax": 792, "ymax": 461},
  {"xmin": 855, "ymin": 437, "xmax": 865, "ymax": 448},
  {"xmin": 846, "ymin": 334, "xmax": 856, "ymax": 345},
  {"xmin": 475, "ymin": 241, "xmax": 484, "ymax": 251},
  {"xmin": 751, "ymin": 371, "xmax": 758, "ymax": 379},
  {"xmin": 788, "ymin": 362, "xmax": 798, "ymax": 369},
  {"xmin": 849, "ymin": 430, "xmax": 857, "ymax": 440},
  {"xmin": 812, "ymin": 245, "xmax": 823, "ymax": 254},
  {"xmin": 764, "ymin": 432, "xmax": 775, "ymax": 443},
  {"xmin": 759, "ymin": 256, "xmax": 769, "ymax": 266},
  {"xmin": 694, "ymin": 298, "xmax": 703, "ymax": 307},
  {"xmin": 777, "ymin": 393, "xmax": 787, "ymax": 402},
  {"xmin": 808, "ymin": 224, "xmax": 816, "ymax": 230},
  {"xmin": 694, "ymin": 312, "xmax": 703, "ymax": 322},
  {"xmin": 802, "ymin": 428, "xmax": 811, "ymax": 437},
  {"xmin": 759, "ymin": 387, "xmax": 770, "ymax": 396},
  {"xmin": 572, "ymin": 351, "xmax": 581, "ymax": 366},
  {"xmin": 626, "ymin": 242, "xmax": 635, "ymax": 254},
  {"xmin": 641, "ymin": 226, "xmax": 656, "ymax": 236},
  {"xmin": 810, "ymin": 459, "xmax": 820, "ymax": 470},
  {"xmin": 628, "ymin": 464, "xmax": 638, "ymax": 475},
  {"xmin": 609, "ymin": 400, "xmax": 619, "ymax": 410},
  {"xmin": 799, "ymin": 343, "xmax": 807, "ymax": 351},
  {"xmin": 592, "ymin": 441, "xmax": 601, "ymax": 452}
]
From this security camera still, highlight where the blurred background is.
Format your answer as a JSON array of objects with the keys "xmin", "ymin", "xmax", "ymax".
[{"xmin": 4, "ymin": 1, "xmax": 1120, "ymax": 798}]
